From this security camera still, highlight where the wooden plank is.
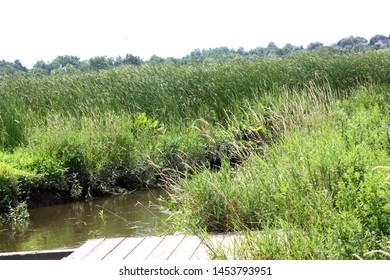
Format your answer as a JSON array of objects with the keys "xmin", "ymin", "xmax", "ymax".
[
  {"xmin": 65, "ymin": 233, "xmax": 240, "ymax": 261},
  {"xmin": 167, "ymin": 235, "xmax": 202, "ymax": 260},
  {"xmin": 189, "ymin": 243, "xmax": 209, "ymax": 260},
  {"xmin": 65, "ymin": 238, "xmax": 104, "ymax": 260},
  {"xmin": 81, "ymin": 237, "xmax": 126, "ymax": 260},
  {"xmin": 0, "ymin": 249, "xmax": 74, "ymax": 260},
  {"xmin": 209, "ymin": 233, "xmax": 226, "ymax": 248},
  {"xmin": 124, "ymin": 236, "xmax": 164, "ymax": 260},
  {"xmin": 103, "ymin": 237, "xmax": 145, "ymax": 260},
  {"xmin": 214, "ymin": 233, "xmax": 257, "ymax": 259},
  {"xmin": 191, "ymin": 233, "xmax": 225, "ymax": 260},
  {"xmin": 219, "ymin": 234, "xmax": 241, "ymax": 259},
  {"xmin": 146, "ymin": 235, "xmax": 186, "ymax": 260}
]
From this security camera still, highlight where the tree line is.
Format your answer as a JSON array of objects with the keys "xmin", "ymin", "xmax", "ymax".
[{"xmin": 1, "ymin": 34, "xmax": 389, "ymax": 76}]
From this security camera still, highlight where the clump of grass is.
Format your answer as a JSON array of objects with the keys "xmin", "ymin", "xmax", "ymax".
[{"xmin": 168, "ymin": 86, "xmax": 390, "ymax": 259}]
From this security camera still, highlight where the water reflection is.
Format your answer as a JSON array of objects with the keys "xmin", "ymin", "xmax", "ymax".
[{"xmin": 0, "ymin": 188, "xmax": 170, "ymax": 252}]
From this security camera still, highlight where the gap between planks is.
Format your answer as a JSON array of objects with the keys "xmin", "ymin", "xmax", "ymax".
[{"xmin": 65, "ymin": 233, "xmax": 234, "ymax": 260}]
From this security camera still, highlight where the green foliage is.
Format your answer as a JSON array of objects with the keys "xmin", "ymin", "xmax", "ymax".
[
  {"xmin": 0, "ymin": 159, "xmax": 40, "ymax": 224},
  {"xmin": 8, "ymin": 202, "xmax": 29, "ymax": 226},
  {"xmin": 0, "ymin": 162, "xmax": 20, "ymax": 207},
  {"xmin": 89, "ymin": 56, "xmax": 112, "ymax": 70},
  {"xmin": 0, "ymin": 59, "xmax": 28, "ymax": 75},
  {"xmin": 168, "ymin": 87, "xmax": 390, "ymax": 259},
  {"xmin": 369, "ymin": 34, "xmax": 389, "ymax": 45},
  {"xmin": 0, "ymin": 48, "xmax": 389, "ymax": 259},
  {"xmin": 115, "ymin": 54, "xmax": 143, "ymax": 66},
  {"xmin": 2, "ymin": 33, "xmax": 390, "ymax": 78},
  {"xmin": 307, "ymin": 42, "xmax": 323, "ymax": 50},
  {"xmin": 98, "ymin": 209, "xmax": 106, "ymax": 224},
  {"xmin": 337, "ymin": 36, "xmax": 368, "ymax": 48},
  {"xmin": 0, "ymin": 109, "xmax": 216, "ymax": 214},
  {"xmin": 51, "ymin": 55, "xmax": 81, "ymax": 69},
  {"xmin": 3, "ymin": 50, "xmax": 390, "ymax": 147}
]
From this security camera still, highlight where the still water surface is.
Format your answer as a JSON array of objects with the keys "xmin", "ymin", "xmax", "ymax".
[{"xmin": 0, "ymin": 188, "xmax": 170, "ymax": 253}]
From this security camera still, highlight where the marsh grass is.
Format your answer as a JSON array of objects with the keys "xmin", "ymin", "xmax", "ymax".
[
  {"xmin": 0, "ymin": 50, "xmax": 390, "ymax": 253},
  {"xmin": 1, "ymin": 50, "xmax": 390, "ymax": 149},
  {"xmin": 168, "ymin": 86, "xmax": 390, "ymax": 259}
]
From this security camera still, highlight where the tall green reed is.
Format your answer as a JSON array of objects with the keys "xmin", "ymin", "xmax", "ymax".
[
  {"xmin": 168, "ymin": 86, "xmax": 390, "ymax": 259},
  {"xmin": 1, "ymin": 50, "xmax": 390, "ymax": 150}
]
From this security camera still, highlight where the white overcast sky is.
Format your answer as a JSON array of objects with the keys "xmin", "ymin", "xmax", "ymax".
[{"xmin": 0, "ymin": 0, "xmax": 389, "ymax": 68}]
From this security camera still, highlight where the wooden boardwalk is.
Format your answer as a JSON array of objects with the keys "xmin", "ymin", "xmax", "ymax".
[{"xmin": 65, "ymin": 234, "xmax": 238, "ymax": 260}]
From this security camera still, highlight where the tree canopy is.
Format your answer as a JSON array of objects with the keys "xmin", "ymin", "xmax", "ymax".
[
  {"xmin": 337, "ymin": 36, "xmax": 368, "ymax": 48},
  {"xmin": 369, "ymin": 34, "xmax": 388, "ymax": 45},
  {"xmin": 1, "ymin": 33, "xmax": 390, "ymax": 76},
  {"xmin": 0, "ymin": 59, "xmax": 28, "ymax": 75},
  {"xmin": 307, "ymin": 42, "xmax": 324, "ymax": 50}
]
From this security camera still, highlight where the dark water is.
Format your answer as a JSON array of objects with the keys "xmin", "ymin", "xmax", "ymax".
[{"xmin": 0, "ymin": 188, "xmax": 170, "ymax": 253}]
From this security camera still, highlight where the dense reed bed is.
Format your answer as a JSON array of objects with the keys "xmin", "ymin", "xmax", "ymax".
[
  {"xmin": 1, "ymin": 50, "xmax": 390, "ymax": 149},
  {"xmin": 0, "ymin": 50, "xmax": 389, "ymax": 258}
]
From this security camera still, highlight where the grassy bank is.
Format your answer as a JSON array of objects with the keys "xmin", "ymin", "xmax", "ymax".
[
  {"xmin": 0, "ymin": 50, "xmax": 389, "ymax": 259},
  {"xmin": 168, "ymin": 85, "xmax": 390, "ymax": 259}
]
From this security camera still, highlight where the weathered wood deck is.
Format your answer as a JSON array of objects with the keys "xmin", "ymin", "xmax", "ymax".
[{"xmin": 65, "ymin": 234, "xmax": 237, "ymax": 260}]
